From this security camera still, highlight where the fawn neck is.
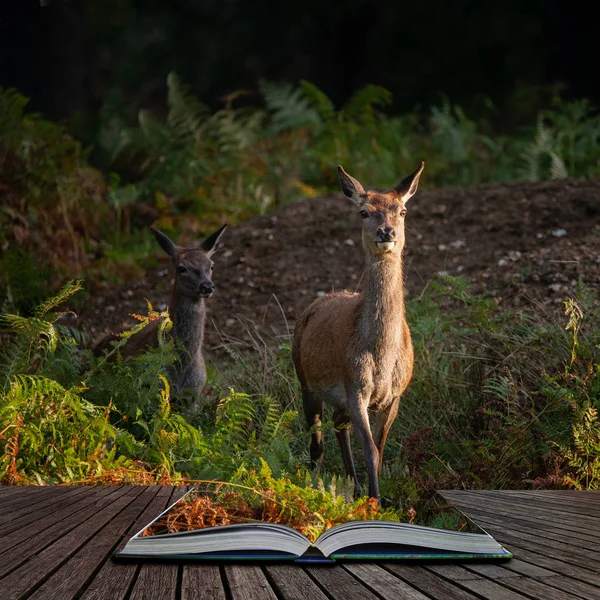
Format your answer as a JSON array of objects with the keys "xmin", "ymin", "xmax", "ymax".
[
  {"xmin": 359, "ymin": 252, "xmax": 406, "ymax": 351},
  {"xmin": 170, "ymin": 291, "xmax": 206, "ymax": 360}
]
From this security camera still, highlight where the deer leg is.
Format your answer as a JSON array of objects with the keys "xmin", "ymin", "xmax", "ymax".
[
  {"xmin": 374, "ymin": 397, "xmax": 400, "ymax": 474},
  {"xmin": 348, "ymin": 388, "xmax": 380, "ymax": 501},
  {"xmin": 303, "ymin": 389, "xmax": 324, "ymax": 470},
  {"xmin": 333, "ymin": 409, "xmax": 360, "ymax": 496}
]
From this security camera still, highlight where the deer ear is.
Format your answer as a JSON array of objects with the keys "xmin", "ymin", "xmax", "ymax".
[
  {"xmin": 395, "ymin": 161, "xmax": 424, "ymax": 202},
  {"xmin": 150, "ymin": 226, "xmax": 177, "ymax": 257},
  {"xmin": 201, "ymin": 223, "xmax": 227, "ymax": 257},
  {"xmin": 338, "ymin": 166, "xmax": 367, "ymax": 206}
]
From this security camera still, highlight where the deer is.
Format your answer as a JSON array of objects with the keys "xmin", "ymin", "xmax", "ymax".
[
  {"xmin": 94, "ymin": 224, "xmax": 226, "ymax": 399},
  {"xmin": 292, "ymin": 163, "xmax": 424, "ymax": 502}
]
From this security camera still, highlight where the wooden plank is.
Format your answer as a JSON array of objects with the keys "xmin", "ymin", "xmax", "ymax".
[
  {"xmin": 447, "ymin": 501, "xmax": 599, "ymax": 549},
  {"xmin": 306, "ymin": 565, "xmax": 383, "ymax": 600},
  {"xmin": 383, "ymin": 564, "xmax": 489, "ymax": 600},
  {"xmin": 442, "ymin": 495, "xmax": 600, "ymax": 547},
  {"xmin": 27, "ymin": 486, "xmax": 152, "ymax": 600},
  {"xmin": 80, "ymin": 487, "xmax": 174, "ymax": 600},
  {"xmin": 535, "ymin": 575, "xmax": 600, "ymax": 600},
  {"xmin": 129, "ymin": 564, "xmax": 178, "ymax": 600},
  {"xmin": 344, "ymin": 563, "xmax": 430, "ymax": 599},
  {"xmin": 265, "ymin": 565, "xmax": 330, "ymax": 600},
  {"xmin": 453, "ymin": 506, "xmax": 600, "ymax": 558},
  {"xmin": 446, "ymin": 494, "xmax": 600, "ymax": 539},
  {"xmin": 182, "ymin": 565, "xmax": 226, "ymax": 600},
  {"xmin": 0, "ymin": 486, "xmax": 140, "ymax": 600},
  {"xmin": 455, "ymin": 491, "xmax": 600, "ymax": 527},
  {"xmin": 0, "ymin": 485, "xmax": 44, "ymax": 503},
  {"xmin": 0, "ymin": 486, "xmax": 120, "ymax": 576},
  {"xmin": 475, "ymin": 527, "xmax": 600, "ymax": 574},
  {"xmin": 479, "ymin": 537, "xmax": 600, "ymax": 587},
  {"xmin": 0, "ymin": 485, "xmax": 93, "ymax": 535},
  {"xmin": 427, "ymin": 564, "xmax": 508, "ymax": 581},
  {"xmin": 225, "ymin": 565, "xmax": 278, "ymax": 600},
  {"xmin": 458, "ymin": 578, "xmax": 529, "ymax": 600},
  {"xmin": 0, "ymin": 486, "xmax": 70, "ymax": 520},
  {"xmin": 465, "ymin": 561, "xmax": 553, "ymax": 579},
  {"xmin": 467, "ymin": 490, "xmax": 600, "ymax": 514},
  {"xmin": 494, "ymin": 559, "xmax": 557, "ymax": 578},
  {"xmin": 498, "ymin": 575, "xmax": 596, "ymax": 600}
]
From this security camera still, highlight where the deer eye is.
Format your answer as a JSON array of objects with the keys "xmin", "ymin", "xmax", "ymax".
[
  {"xmin": 359, "ymin": 209, "xmax": 369, "ymax": 219},
  {"xmin": 210, "ymin": 264, "xmax": 215, "ymax": 271},
  {"xmin": 400, "ymin": 209, "xmax": 407, "ymax": 217},
  {"xmin": 178, "ymin": 265, "xmax": 187, "ymax": 274}
]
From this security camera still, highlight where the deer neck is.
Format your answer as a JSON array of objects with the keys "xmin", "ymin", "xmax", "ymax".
[
  {"xmin": 360, "ymin": 252, "xmax": 406, "ymax": 352},
  {"xmin": 169, "ymin": 293, "xmax": 206, "ymax": 361}
]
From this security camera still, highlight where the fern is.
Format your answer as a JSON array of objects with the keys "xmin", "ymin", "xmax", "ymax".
[
  {"xmin": 343, "ymin": 84, "xmax": 392, "ymax": 123},
  {"xmin": 300, "ymin": 81, "xmax": 335, "ymax": 121},
  {"xmin": 559, "ymin": 404, "xmax": 600, "ymax": 490},
  {"xmin": 260, "ymin": 81, "xmax": 320, "ymax": 130}
]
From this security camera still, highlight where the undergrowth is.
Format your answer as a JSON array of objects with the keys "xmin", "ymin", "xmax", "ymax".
[{"xmin": 0, "ymin": 275, "xmax": 598, "ymax": 525}]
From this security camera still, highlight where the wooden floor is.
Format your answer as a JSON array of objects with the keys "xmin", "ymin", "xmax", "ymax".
[{"xmin": 0, "ymin": 487, "xmax": 598, "ymax": 600}]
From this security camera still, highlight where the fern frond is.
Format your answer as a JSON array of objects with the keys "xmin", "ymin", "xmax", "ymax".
[
  {"xmin": 343, "ymin": 85, "xmax": 392, "ymax": 123},
  {"xmin": 34, "ymin": 279, "xmax": 83, "ymax": 319},
  {"xmin": 260, "ymin": 81, "xmax": 320, "ymax": 130},
  {"xmin": 166, "ymin": 72, "xmax": 209, "ymax": 139},
  {"xmin": 300, "ymin": 81, "xmax": 335, "ymax": 121}
]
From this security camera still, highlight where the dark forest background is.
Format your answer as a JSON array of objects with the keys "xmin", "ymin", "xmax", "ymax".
[{"xmin": 1, "ymin": 0, "xmax": 597, "ymax": 128}]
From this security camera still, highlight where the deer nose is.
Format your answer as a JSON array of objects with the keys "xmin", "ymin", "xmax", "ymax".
[
  {"xmin": 199, "ymin": 282, "xmax": 215, "ymax": 295},
  {"xmin": 377, "ymin": 226, "xmax": 395, "ymax": 242}
]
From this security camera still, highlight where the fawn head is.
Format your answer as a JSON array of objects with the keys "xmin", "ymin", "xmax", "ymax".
[
  {"xmin": 150, "ymin": 224, "xmax": 227, "ymax": 299},
  {"xmin": 338, "ymin": 163, "xmax": 424, "ymax": 255}
]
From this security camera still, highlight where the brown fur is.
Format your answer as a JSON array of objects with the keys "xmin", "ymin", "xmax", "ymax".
[
  {"xmin": 292, "ymin": 163, "xmax": 424, "ymax": 501},
  {"xmin": 94, "ymin": 225, "xmax": 226, "ymax": 399}
]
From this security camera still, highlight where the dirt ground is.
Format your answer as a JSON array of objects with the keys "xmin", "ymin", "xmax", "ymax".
[{"xmin": 78, "ymin": 179, "xmax": 600, "ymax": 359}]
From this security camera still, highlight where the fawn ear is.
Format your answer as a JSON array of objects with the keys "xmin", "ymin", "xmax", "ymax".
[
  {"xmin": 338, "ymin": 166, "xmax": 367, "ymax": 206},
  {"xmin": 395, "ymin": 162, "xmax": 424, "ymax": 202},
  {"xmin": 201, "ymin": 223, "xmax": 227, "ymax": 257},
  {"xmin": 150, "ymin": 226, "xmax": 177, "ymax": 257}
]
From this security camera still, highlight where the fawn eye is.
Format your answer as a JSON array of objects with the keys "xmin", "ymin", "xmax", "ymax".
[
  {"xmin": 359, "ymin": 210, "xmax": 369, "ymax": 219},
  {"xmin": 178, "ymin": 266, "xmax": 187, "ymax": 274},
  {"xmin": 210, "ymin": 264, "xmax": 214, "ymax": 271},
  {"xmin": 400, "ymin": 209, "xmax": 407, "ymax": 217}
]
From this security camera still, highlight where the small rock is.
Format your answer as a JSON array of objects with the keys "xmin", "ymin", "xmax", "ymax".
[
  {"xmin": 498, "ymin": 259, "xmax": 507, "ymax": 266},
  {"xmin": 316, "ymin": 291, "xmax": 326, "ymax": 297},
  {"xmin": 551, "ymin": 229, "xmax": 567, "ymax": 237},
  {"xmin": 449, "ymin": 240, "xmax": 466, "ymax": 249},
  {"xmin": 438, "ymin": 244, "xmax": 447, "ymax": 251},
  {"xmin": 536, "ymin": 233, "xmax": 544, "ymax": 239},
  {"xmin": 343, "ymin": 238, "xmax": 355, "ymax": 246},
  {"xmin": 548, "ymin": 283, "xmax": 562, "ymax": 292}
]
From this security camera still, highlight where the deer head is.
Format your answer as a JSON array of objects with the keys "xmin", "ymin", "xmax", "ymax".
[
  {"xmin": 338, "ymin": 162, "xmax": 424, "ymax": 256},
  {"xmin": 150, "ymin": 225, "xmax": 227, "ymax": 300}
]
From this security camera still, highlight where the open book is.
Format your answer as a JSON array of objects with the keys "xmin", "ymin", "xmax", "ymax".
[{"xmin": 116, "ymin": 487, "xmax": 512, "ymax": 563}]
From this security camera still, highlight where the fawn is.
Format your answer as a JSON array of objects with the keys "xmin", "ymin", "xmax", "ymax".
[
  {"xmin": 94, "ymin": 224, "xmax": 226, "ymax": 399},
  {"xmin": 292, "ymin": 163, "xmax": 424, "ymax": 501}
]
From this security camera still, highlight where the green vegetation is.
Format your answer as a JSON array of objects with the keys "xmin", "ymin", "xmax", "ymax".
[
  {"xmin": 2, "ymin": 80, "xmax": 600, "ymax": 309},
  {"xmin": 1, "ymin": 80, "xmax": 600, "ymax": 518},
  {"xmin": 1, "ymin": 277, "xmax": 598, "ymax": 519}
]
